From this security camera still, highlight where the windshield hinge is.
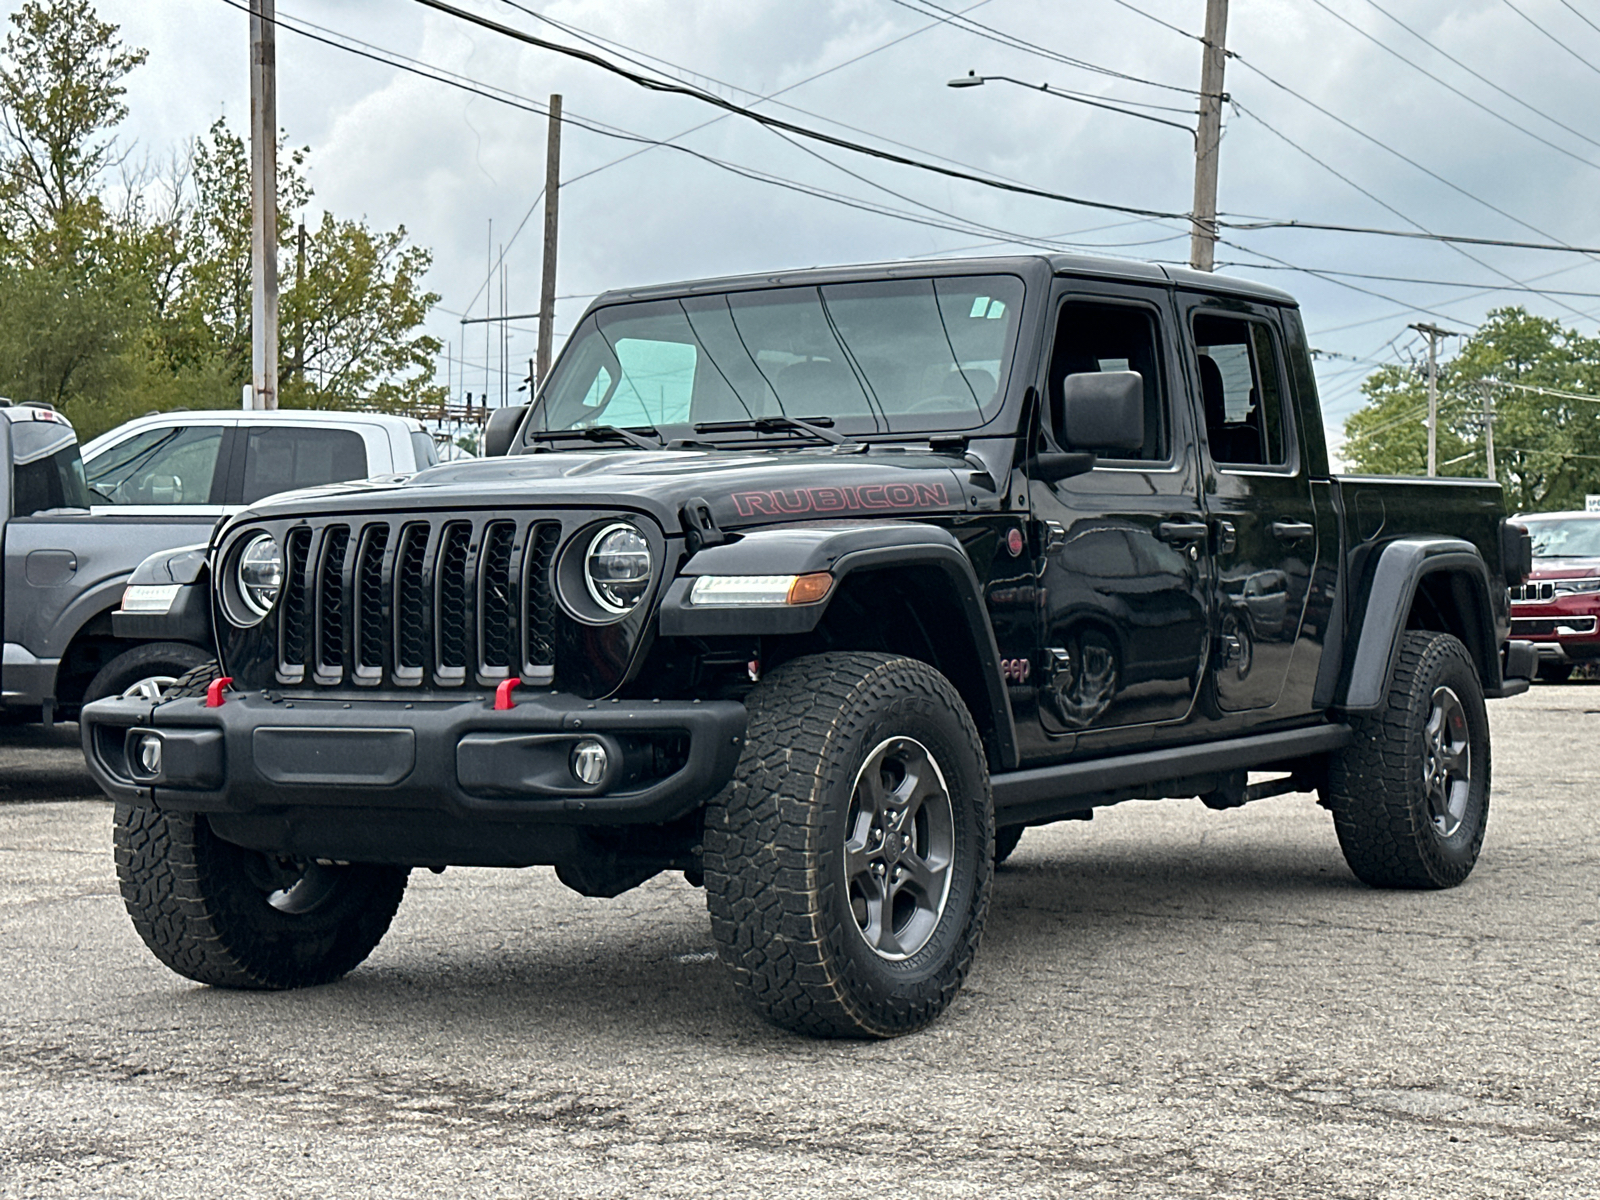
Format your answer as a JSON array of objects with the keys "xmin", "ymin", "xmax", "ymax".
[{"xmin": 682, "ymin": 497, "xmax": 727, "ymax": 553}]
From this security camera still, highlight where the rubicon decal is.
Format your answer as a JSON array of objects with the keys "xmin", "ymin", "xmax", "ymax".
[{"xmin": 731, "ymin": 482, "xmax": 952, "ymax": 517}]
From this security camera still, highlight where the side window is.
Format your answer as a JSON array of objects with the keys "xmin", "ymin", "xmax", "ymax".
[
  {"xmin": 83, "ymin": 424, "xmax": 225, "ymax": 505},
  {"xmin": 409, "ymin": 430, "xmax": 439, "ymax": 468},
  {"xmin": 240, "ymin": 427, "xmax": 368, "ymax": 505},
  {"xmin": 1048, "ymin": 301, "xmax": 1167, "ymax": 461},
  {"xmin": 1192, "ymin": 314, "xmax": 1289, "ymax": 467}
]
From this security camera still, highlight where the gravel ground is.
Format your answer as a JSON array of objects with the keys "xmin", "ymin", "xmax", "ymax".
[{"xmin": 1, "ymin": 686, "xmax": 1596, "ymax": 1198}]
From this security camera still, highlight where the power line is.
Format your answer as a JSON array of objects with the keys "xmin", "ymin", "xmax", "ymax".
[
  {"xmin": 1354, "ymin": 0, "xmax": 1600, "ymax": 153},
  {"xmin": 1215, "ymin": 259, "xmax": 1600, "ymax": 300},
  {"xmin": 227, "ymin": 1, "xmax": 1148, "ymax": 262},
  {"xmin": 1227, "ymin": 52, "xmax": 1596, "ymax": 261},
  {"xmin": 1500, "ymin": 0, "xmax": 1600, "ymax": 79},
  {"xmin": 462, "ymin": 0, "xmax": 1014, "ymax": 314},
  {"xmin": 1306, "ymin": 0, "xmax": 1600, "ymax": 168},
  {"xmin": 413, "ymin": 0, "xmax": 1193, "ymax": 222},
  {"xmin": 1098, "ymin": 0, "xmax": 1202, "ymax": 43},
  {"xmin": 1556, "ymin": 0, "xmax": 1600, "ymax": 40},
  {"xmin": 884, "ymin": 0, "xmax": 1200, "ymax": 94}
]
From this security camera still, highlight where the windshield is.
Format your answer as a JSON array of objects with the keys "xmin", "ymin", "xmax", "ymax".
[
  {"xmin": 529, "ymin": 274, "xmax": 1025, "ymax": 441},
  {"xmin": 1522, "ymin": 517, "xmax": 1600, "ymax": 558}
]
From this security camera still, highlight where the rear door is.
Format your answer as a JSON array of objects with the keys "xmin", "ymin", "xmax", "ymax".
[
  {"xmin": 1179, "ymin": 296, "xmax": 1321, "ymax": 713},
  {"xmin": 228, "ymin": 423, "xmax": 373, "ymax": 505},
  {"xmin": 1027, "ymin": 281, "xmax": 1213, "ymax": 755}
]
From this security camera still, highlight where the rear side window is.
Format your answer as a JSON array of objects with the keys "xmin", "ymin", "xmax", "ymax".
[
  {"xmin": 240, "ymin": 427, "xmax": 368, "ymax": 504},
  {"xmin": 1047, "ymin": 301, "xmax": 1168, "ymax": 461},
  {"xmin": 84, "ymin": 424, "xmax": 224, "ymax": 505},
  {"xmin": 11, "ymin": 420, "xmax": 91, "ymax": 515},
  {"xmin": 1192, "ymin": 314, "xmax": 1289, "ymax": 467}
]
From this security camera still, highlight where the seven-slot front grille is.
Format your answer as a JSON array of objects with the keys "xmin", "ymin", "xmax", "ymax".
[{"xmin": 276, "ymin": 516, "xmax": 563, "ymax": 688}]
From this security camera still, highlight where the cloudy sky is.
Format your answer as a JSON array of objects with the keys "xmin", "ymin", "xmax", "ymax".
[{"xmin": 32, "ymin": 0, "xmax": 1600, "ymax": 455}]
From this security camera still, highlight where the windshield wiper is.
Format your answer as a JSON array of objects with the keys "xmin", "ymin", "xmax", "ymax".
[
  {"xmin": 526, "ymin": 425, "xmax": 664, "ymax": 451},
  {"xmin": 694, "ymin": 415, "xmax": 853, "ymax": 445}
]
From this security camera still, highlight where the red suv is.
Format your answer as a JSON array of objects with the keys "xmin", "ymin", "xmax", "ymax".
[{"xmin": 1510, "ymin": 511, "xmax": 1600, "ymax": 681}]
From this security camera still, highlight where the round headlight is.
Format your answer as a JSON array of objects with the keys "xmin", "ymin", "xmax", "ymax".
[
  {"xmin": 584, "ymin": 523, "xmax": 651, "ymax": 614},
  {"xmin": 237, "ymin": 533, "xmax": 283, "ymax": 618}
]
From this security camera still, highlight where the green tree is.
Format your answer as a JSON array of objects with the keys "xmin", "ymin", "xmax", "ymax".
[
  {"xmin": 1342, "ymin": 308, "xmax": 1600, "ymax": 513},
  {"xmin": 0, "ymin": 0, "xmax": 147, "ymax": 418}
]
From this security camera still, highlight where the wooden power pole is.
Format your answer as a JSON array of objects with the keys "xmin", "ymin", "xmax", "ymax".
[
  {"xmin": 1189, "ymin": 0, "xmax": 1229, "ymax": 272},
  {"xmin": 249, "ymin": 0, "xmax": 279, "ymax": 410},
  {"xmin": 536, "ymin": 94, "xmax": 563, "ymax": 388},
  {"xmin": 1411, "ymin": 322, "xmax": 1456, "ymax": 477}
]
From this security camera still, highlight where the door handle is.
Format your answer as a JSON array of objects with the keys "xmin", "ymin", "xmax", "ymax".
[
  {"xmin": 1157, "ymin": 520, "xmax": 1209, "ymax": 544},
  {"xmin": 1272, "ymin": 520, "xmax": 1315, "ymax": 542},
  {"xmin": 1212, "ymin": 519, "xmax": 1237, "ymax": 555}
]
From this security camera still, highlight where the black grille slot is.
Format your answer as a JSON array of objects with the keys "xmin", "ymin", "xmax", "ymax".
[
  {"xmin": 315, "ymin": 526, "xmax": 351, "ymax": 682},
  {"xmin": 479, "ymin": 521, "xmax": 517, "ymax": 675},
  {"xmin": 524, "ymin": 522, "xmax": 560, "ymax": 675},
  {"xmin": 355, "ymin": 524, "xmax": 390, "ymax": 681},
  {"xmin": 436, "ymin": 522, "xmax": 472, "ymax": 681},
  {"xmin": 394, "ymin": 523, "xmax": 430, "ymax": 682},
  {"xmin": 278, "ymin": 527, "xmax": 312, "ymax": 682}
]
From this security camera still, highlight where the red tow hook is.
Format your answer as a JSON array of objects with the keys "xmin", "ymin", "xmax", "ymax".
[
  {"xmin": 494, "ymin": 678, "xmax": 521, "ymax": 710},
  {"xmin": 205, "ymin": 676, "xmax": 234, "ymax": 708}
]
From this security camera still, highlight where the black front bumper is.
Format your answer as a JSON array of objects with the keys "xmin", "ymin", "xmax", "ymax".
[{"xmin": 81, "ymin": 688, "xmax": 747, "ymax": 833}]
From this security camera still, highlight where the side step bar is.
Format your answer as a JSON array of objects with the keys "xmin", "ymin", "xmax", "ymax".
[{"xmin": 991, "ymin": 724, "xmax": 1353, "ymax": 826}]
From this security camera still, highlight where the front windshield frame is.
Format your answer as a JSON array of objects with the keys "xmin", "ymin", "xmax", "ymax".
[
  {"xmin": 525, "ymin": 272, "xmax": 1029, "ymax": 445},
  {"xmin": 1521, "ymin": 516, "xmax": 1600, "ymax": 559}
]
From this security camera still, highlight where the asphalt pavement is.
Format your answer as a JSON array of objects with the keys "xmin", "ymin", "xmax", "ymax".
[{"xmin": 1, "ymin": 688, "xmax": 1596, "ymax": 1198}]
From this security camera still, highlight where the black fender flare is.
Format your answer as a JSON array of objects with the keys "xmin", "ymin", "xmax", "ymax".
[
  {"xmin": 108, "ymin": 544, "xmax": 213, "ymax": 645},
  {"xmin": 658, "ymin": 521, "xmax": 1019, "ymax": 769},
  {"xmin": 1334, "ymin": 536, "xmax": 1502, "ymax": 712}
]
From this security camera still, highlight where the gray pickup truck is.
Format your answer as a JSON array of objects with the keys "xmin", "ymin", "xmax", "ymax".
[{"xmin": 2, "ymin": 406, "xmax": 440, "ymax": 723}]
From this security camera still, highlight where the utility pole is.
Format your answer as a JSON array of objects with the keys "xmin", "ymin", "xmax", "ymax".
[
  {"xmin": 1189, "ymin": 0, "xmax": 1229, "ymax": 271},
  {"xmin": 1410, "ymin": 322, "xmax": 1457, "ymax": 477},
  {"xmin": 536, "ymin": 94, "xmax": 563, "ymax": 387},
  {"xmin": 1479, "ymin": 379, "xmax": 1497, "ymax": 483},
  {"xmin": 249, "ymin": 0, "xmax": 278, "ymax": 410}
]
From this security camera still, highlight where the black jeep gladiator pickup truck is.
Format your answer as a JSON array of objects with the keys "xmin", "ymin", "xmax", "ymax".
[{"xmin": 82, "ymin": 254, "xmax": 1535, "ymax": 1038}]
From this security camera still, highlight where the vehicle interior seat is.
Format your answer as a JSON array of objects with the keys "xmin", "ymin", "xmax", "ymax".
[
  {"xmin": 773, "ymin": 358, "xmax": 872, "ymax": 416},
  {"xmin": 1199, "ymin": 353, "xmax": 1263, "ymax": 465}
]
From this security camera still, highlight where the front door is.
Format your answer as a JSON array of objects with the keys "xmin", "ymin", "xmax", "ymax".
[
  {"xmin": 1029, "ymin": 288, "xmax": 1212, "ymax": 750},
  {"xmin": 1182, "ymin": 299, "xmax": 1319, "ymax": 712}
]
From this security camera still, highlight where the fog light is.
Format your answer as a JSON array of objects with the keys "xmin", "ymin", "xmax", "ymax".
[
  {"xmin": 136, "ymin": 734, "xmax": 162, "ymax": 776},
  {"xmin": 571, "ymin": 738, "xmax": 608, "ymax": 786}
]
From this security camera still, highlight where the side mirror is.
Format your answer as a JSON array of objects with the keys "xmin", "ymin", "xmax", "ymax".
[
  {"xmin": 1060, "ymin": 370, "xmax": 1144, "ymax": 454},
  {"xmin": 1024, "ymin": 451, "xmax": 1096, "ymax": 483},
  {"xmin": 482, "ymin": 404, "xmax": 529, "ymax": 458}
]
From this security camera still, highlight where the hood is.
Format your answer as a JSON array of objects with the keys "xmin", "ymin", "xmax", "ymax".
[
  {"xmin": 230, "ymin": 445, "xmax": 993, "ymax": 533},
  {"xmin": 1528, "ymin": 557, "xmax": 1600, "ymax": 578}
]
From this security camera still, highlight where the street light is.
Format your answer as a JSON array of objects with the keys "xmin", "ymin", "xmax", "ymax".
[{"xmin": 947, "ymin": 71, "xmax": 1197, "ymax": 142}]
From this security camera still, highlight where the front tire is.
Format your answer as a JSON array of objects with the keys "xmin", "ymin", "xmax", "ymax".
[
  {"xmin": 113, "ymin": 805, "xmax": 409, "ymax": 989},
  {"xmin": 704, "ymin": 653, "xmax": 992, "ymax": 1038},
  {"xmin": 83, "ymin": 642, "xmax": 213, "ymax": 705},
  {"xmin": 1324, "ymin": 631, "xmax": 1490, "ymax": 889}
]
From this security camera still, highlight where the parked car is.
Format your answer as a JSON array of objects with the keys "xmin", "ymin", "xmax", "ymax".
[
  {"xmin": 82, "ymin": 255, "xmax": 1533, "ymax": 1038},
  {"xmin": 1506, "ymin": 510, "xmax": 1600, "ymax": 681},
  {"xmin": 1, "ymin": 408, "xmax": 437, "ymax": 724}
]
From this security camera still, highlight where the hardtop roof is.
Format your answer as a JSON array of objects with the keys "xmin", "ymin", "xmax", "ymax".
[{"xmin": 589, "ymin": 252, "xmax": 1298, "ymax": 309}]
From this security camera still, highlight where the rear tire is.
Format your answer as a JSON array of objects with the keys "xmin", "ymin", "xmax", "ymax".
[
  {"xmin": 1324, "ymin": 631, "xmax": 1490, "ymax": 889},
  {"xmin": 704, "ymin": 652, "xmax": 992, "ymax": 1038},
  {"xmin": 113, "ymin": 804, "xmax": 408, "ymax": 989},
  {"xmin": 83, "ymin": 642, "xmax": 212, "ymax": 705}
]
